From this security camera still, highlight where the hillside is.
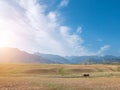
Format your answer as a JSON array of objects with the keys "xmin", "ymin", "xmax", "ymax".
[
  {"xmin": 0, "ymin": 47, "xmax": 120, "ymax": 64},
  {"xmin": 0, "ymin": 47, "xmax": 50, "ymax": 63},
  {"xmin": 34, "ymin": 53, "xmax": 70, "ymax": 64}
]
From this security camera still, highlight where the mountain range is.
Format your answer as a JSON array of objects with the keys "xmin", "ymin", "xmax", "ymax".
[{"xmin": 0, "ymin": 47, "xmax": 120, "ymax": 64}]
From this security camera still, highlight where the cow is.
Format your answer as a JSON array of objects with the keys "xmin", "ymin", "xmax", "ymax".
[{"xmin": 83, "ymin": 74, "xmax": 90, "ymax": 77}]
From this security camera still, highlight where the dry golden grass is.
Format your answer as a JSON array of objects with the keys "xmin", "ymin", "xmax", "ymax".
[{"xmin": 0, "ymin": 63, "xmax": 120, "ymax": 90}]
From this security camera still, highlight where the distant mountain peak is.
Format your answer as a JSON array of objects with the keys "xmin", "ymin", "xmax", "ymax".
[{"xmin": 0, "ymin": 47, "xmax": 120, "ymax": 64}]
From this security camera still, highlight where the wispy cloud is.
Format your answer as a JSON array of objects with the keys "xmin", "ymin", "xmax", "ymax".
[
  {"xmin": 0, "ymin": 0, "xmax": 110, "ymax": 56},
  {"xmin": 96, "ymin": 45, "xmax": 110, "ymax": 55},
  {"xmin": 59, "ymin": 0, "xmax": 69, "ymax": 7},
  {"xmin": 76, "ymin": 26, "xmax": 82, "ymax": 34}
]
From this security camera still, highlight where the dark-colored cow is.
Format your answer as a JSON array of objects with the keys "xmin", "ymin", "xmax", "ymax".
[{"xmin": 83, "ymin": 74, "xmax": 90, "ymax": 77}]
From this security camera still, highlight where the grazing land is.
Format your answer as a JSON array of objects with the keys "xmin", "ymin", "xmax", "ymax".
[{"xmin": 0, "ymin": 63, "xmax": 120, "ymax": 90}]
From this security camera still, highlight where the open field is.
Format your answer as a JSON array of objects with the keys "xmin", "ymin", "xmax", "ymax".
[{"xmin": 0, "ymin": 63, "xmax": 120, "ymax": 90}]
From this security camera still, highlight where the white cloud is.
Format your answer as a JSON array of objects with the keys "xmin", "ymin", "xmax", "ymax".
[
  {"xmin": 60, "ymin": 26, "xmax": 70, "ymax": 35},
  {"xmin": 0, "ymin": 0, "xmax": 110, "ymax": 56},
  {"xmin": 96, "ymin": 45, "xmax": 110, "ymax": 55},
  {"xmin": 48, "ymin": 12, "xmax": 57, "ymax": 22},
  {"xmin": 59, "ymin": 0, "xmax": 69, "ymax": 7}
]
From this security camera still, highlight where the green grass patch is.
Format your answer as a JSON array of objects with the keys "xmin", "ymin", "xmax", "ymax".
[{"xmin": 58, "ymin": 67, "xmax": 69, "ymax": 76}]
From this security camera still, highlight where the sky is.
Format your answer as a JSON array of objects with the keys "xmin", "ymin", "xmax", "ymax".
[{"xmin": 0, "ymin": 0, "xmax": 120, "ymax": 56}]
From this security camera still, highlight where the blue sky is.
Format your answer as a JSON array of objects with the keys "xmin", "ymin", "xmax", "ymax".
[
  {"xmin": 60, "ymin": 0, "xmax": 120, "ymax": 55},
  {"xmin": 0, "ymin": 0, "xmax": 119, "ymax": 56},
  {"xmin": 66, "ymin": 0, "xmax": 120, "ymax": 48}
]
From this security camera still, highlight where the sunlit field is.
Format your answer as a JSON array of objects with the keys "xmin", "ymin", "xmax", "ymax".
[{"xmin": 0, "ymin": 63, "xmax": 120, "ymax": 90}]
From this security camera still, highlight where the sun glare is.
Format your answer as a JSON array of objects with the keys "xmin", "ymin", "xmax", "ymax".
[{"xmin": 0, "ymin": 31, "xmax": 11, "ymax": 47}]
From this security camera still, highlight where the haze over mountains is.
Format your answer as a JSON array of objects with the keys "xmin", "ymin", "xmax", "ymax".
[{"xmin": 0, "ymin": 47, "xmax": 120, "ymax": 64}]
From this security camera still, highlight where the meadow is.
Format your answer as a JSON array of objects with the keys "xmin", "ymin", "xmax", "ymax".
[{"xmin": 0, "ymin": 63, "xmax": 120, "ymax": 90}]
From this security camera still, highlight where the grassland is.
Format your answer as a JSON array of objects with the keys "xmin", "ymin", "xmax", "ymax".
[{"xmin": 0, "ymin": 63, "xmax": 120, "ymax": 90}]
